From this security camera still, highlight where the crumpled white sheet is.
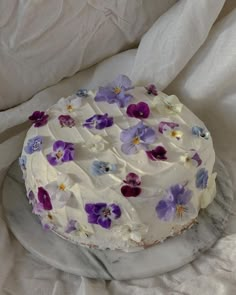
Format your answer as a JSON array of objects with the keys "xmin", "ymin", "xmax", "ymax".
[
  {"xmin": 1, "ymin": 0, "xmax": 236, "ymax": 294},
  {"xmin": 0, "ymin": 0, "xmax": 176, "ymax": 110}
]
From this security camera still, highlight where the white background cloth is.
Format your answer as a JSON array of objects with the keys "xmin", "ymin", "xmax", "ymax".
[{"xmin": 1, "ymin": 0, "xmax": 236, "ymax": 294}]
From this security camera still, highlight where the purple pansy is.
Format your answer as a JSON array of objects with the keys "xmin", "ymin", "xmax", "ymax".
[
  {"xmin": 19, "ymin": 155, "xmax": 27, "ymax": 170},
  {"xmin": 58, "ymin": 115, "xmax": 75, "ymax": 128},
  {"xmin": 85, "ymin": 203, "xmax": 121, "ymax": 229},
  {"xmin": 126, "ymin": 102, "xmax": 150, "ymax": 119},
  {"xmin": 94, "ymin": 75, "xmax": 134, "ymax": 108},
  {"xmin": 37, "ymin": 187, "xmax": 53, "ymax": 211},
  {"xmin": 156, "ymin": 184, "xmax": 193, "ymax": 222},
  {"xmin": 24, "ymin": 136, "xmax": 43, "ymax": 154},
  {"xmin": 46, "ymin": 140, "xmax": 75, "ymax": 166},
  {"xmin": 29, "ymin": 111, "xmax": 49, "ymax": 127},
  {"xmin": 146, "ymin": 146, "xmax": 167, "ymax": 161},
  {"xmin": 145, "ymin": 84, "xmax": 158, "ymax": 96},
  {"xmin": 121, "ymin": 173, "xmax": 142, "ymax": 197},
  {"xmin": 196, "ymin": 168, "xmax": 208, "ymax": 189},
  {"xmin": 192, "ymin": 126, "xmax": 209, "ymax": 140},
  {"xmin": 65, "ymin": 219, "xmax": 78, "ymax": 233},
  {"xmin": 120, "ymin": 121, "xmax": 156, "ymax": 155},
  {"xmin": 83, "ymin": 113, "xmax": 113, "ymax": 130}
]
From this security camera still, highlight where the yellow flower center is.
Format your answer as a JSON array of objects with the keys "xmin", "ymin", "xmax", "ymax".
[
  {"xmin": 176, "ymin": 205, "xmax": 185, "ymax": 218},
  {"xmin": 114, "ymin": 87, "xmax": 121, "ymax": 94},
  {"xmin": 59, "ymin": 183, "xmax": 66, "ymax": 191},
  {"xmin": 171, "ymin": 130, "xmax": 178, "ymax": 137},
  {"xmin": 185, "ymin": 157, "xmax": 191, "ymax": 162},
  {"xmin": 67, "ymin": 104, "xmax": 73, "ymax": 112},
  {"xmin": 48, "ymin": 214, "xmax": 53, "ymax": 220},
  {"xmin": 132, "ymin": 136, "xmax": 140, "ymax": 145},
  {"xmin": 102, "ymin": 208, "xmax": 111, "ymax": 217},
  {"xmin": 56, "ymin": 150, "xmax": 63, "ymax": 159}
]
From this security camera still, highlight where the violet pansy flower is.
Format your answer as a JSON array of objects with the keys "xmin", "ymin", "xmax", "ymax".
[
  {"xmin": 24, "ymin": 136, "xmax": 43, "ymax": 154},
  {"xmin": 58, "ymin": 115, "xmax": 75, "ymax": 128},
  {"xmin": 120, "ymin": 121, "xmax": 156, "ymax": 155},
  {"xmin": 126, "ymin": 102, "xmax": 150, "ymax": 119},
  {"xmin": 145, "ymin": 84, "xmax": 158, "ymax": 96},
  {"xmin": 28, "ymin": 111, "xmax": 49, "ymax": 127},
  {"xmin": 91, "ymin": 161, "xmax": 117, "ymax": 176},
  {"xmin": 146, "ymin": 146, "xmax": 167, "ymax": 161},
  {"xmin": 196, "ymin": 168, "xmax": 208, "ymax": 189},
  {"xmin": 37, "ymin": 187, "xmax": 53, "ymax": 211},
  {"xmin": 156, "ymin": 184, "xmax": 194, "ymax": 222},
  {"xmin": 192, "ymin": 126, "xmax": 209, "ymax": 140},
  {"xmin": 19, "ymin": 155, "xmax": 27, "ymax": 171},
  {"xmin": 46, "ymin": 140, "xmax": 75, "ymax": 166},
  {"xmin": 121, "ymin": 173, "xmax": 142, "ymax": 197},
  {"xmin": 65, "ymin": 219, "xmax": 78, "ymax": 233},
  {"xmin": 94, "ymin": 75, "xmax": 134, "ymax": 108},
  {"xmin": 83, "ymin": 113, "xmax": 113, "ymax": 130},
  {"xmin": 85, "ymin": 203, "xmax": 121, "ymax": 229}
]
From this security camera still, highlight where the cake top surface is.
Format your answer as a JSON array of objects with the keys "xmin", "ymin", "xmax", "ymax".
[{"xmin": 20, "ymin": 75, "xmax": 215, "ymax": 251}]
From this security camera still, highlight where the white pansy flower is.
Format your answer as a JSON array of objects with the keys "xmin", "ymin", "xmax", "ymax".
[
  {"xmin": 57, "ymin": 94, "xmax": 82, "ymax": 113},
  {"xmin": 84, "ymin": 135, "xmax": 107, "ymax": 153},
  {"xmin": 162, "ymin": 125, "xmax": 183, "ymax": 140},
  {"xmin": 180, "ymin": 150, "xmax": 202, "ymax": 168},
  {"xmin": 114, "ymin": 223, "xmax": 148, "ymax": 243},
  {"xmin": 200, "ymin": 173, "xmax": 217, "ymax": 208},
  {"xmin": 45, "ymin": 174, "xmax": 73, "ymax": 209},
  {"xmin": 152, "ymin": 93, "xmax": 183, "ymax": 115}
]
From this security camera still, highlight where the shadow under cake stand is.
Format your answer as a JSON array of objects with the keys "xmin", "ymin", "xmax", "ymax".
[{"xmin": 2, "ymin": 159, "xmax": 234, "ymax": 280}]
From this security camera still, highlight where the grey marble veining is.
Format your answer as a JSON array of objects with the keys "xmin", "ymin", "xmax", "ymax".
[{"xmin": 2, "ymin": 159, "xmax": 234, "ymax": 280}]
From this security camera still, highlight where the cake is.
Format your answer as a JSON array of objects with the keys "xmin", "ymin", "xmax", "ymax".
[{"xmin": 19, "ymin": 75, "xmax": 216, "ymax": 252}]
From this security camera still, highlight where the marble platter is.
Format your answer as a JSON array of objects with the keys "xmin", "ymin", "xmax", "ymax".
[{"xmin": 2, "ymin": 159, "xmax": 234, "ymax": 280}]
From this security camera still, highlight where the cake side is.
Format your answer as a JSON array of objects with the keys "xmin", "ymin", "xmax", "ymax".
[{"xmin": 19, "ymin": 77, "xmax": 216, "ymax": 252}]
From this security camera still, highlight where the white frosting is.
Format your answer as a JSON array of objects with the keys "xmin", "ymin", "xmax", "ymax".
[{"xmin": 20, "ymin": 86, "xmax": 216, "ymax": 252}]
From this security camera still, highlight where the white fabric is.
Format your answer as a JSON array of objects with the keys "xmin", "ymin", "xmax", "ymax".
[
  {"xmin": 0, "ymin": 0, "xmax": 176, "ymax": 110},
  {"xmin": 1, "ymin": 0, "xmax": 236, "ymax": 294}
]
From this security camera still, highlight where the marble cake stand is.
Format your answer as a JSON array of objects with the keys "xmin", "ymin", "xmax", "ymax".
[{"xmin": 2, "ymin": 159, "xmax": 234, "ymax": 280}]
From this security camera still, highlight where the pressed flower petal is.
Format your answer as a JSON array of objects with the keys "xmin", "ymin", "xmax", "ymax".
[
  {"xmin": 38, "ymin": 187, "xmax": 52, "ymax": 210},
  {"xmin": 88, "ymin": 213, "xmax": 99, "ymax": 224},
  {"xmin": 121, "ymin": 142, "xmax": 138, "ymax": 155},
  {"xmin": 121, "ymin": 186, "xmax": 142, "ymax": 197},
  {"xmin": 97, "ymin": 216, "xmax": 112, "ymax": 229},
  {"xmin": 109, "ymin": 204, "xmax": 121, "ymax": 219},
  {"xmin": 156, "ymin": 200, "xmax": 175, "ymax": 221},
  {"xmin": 158, "ymin": 121, "xmax": 179, "ymax": 134}
]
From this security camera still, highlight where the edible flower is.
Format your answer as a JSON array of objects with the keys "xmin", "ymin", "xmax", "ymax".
[
  {"xmin": 121, "ymin": 172, "xmax": 142, "ymax": 197},
  {"xmin": 126, "ymin": 102, "xmax": 150, "ymax": 119},
  {"xmin": 120, "ymin": 121, "xmax": 156, "ymax": 155},
  {"xmin": 46, "ymin": 140, "xmax": 75, "ymax": 166},
  {"xmin": 28, "ymin": 111, "xmax": 49, "ymax": 127},
  {"xmin": 146, "ymin": 146, "xmax": 167, "ymax": 161},
  {"xmin": 94, "ymin": 75, "xmax": 133, "ymax": 108},
  {"xmin": 24, "ymin": 136, "xmax": 43, "ymax": 154},
  {"xmin": 83, "ymin": 113, "xmax": 113, "ymax": 130},
  {"xmin": 85, "ymin": 203, "xmax": 121, "ymax": 229},
  {"xmin": 156, "ymin": 184, "xmax": 194, "ymax": 222},
  {"xmin": 91, "ymin": 161, "xmax": 117, "ymax": 176},
  {"xmin": 196, "ymin": 168, "xmax": 208, "ymax": 189},
  {"xmin": 58, "ymin": 115, "xmax": 75, "ymax": 128}
]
